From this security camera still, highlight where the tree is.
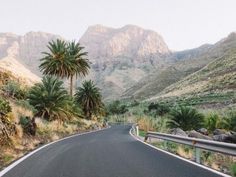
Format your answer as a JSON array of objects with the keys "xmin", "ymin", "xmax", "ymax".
[
  {"xmin": 106, "ymin": 100, "xmax": 128, "ymax": 115},
  {"xmin": 75, "ymin": 80, "xmax": 104, "ymax": 120},
  {"xmin": 147, "ymin": 102, "xmax": 170, "ymax": 116},
  {"xmin": 39, "ymin": 39, "xmax": 90, "ymax": 96},
  {"xmin": 67, "ymin": 41, "xmax": 90, "ymax": 96},
  {"xmin": 28, "ymin": 76, "xmax": 73, "ymax": 122},
  {"xmin": 168, "ymin": 106, "xmax": 204, "ymax": 131}
]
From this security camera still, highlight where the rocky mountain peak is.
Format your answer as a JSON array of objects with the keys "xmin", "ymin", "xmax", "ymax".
[{"xmin": 80, "ymin": 25, "xmax": 170, "ymax": 62}]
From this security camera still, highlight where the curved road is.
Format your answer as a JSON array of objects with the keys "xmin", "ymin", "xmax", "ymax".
[{"xmin": 2, "ymin": 125, "xmax": 223, "ymax": 177}]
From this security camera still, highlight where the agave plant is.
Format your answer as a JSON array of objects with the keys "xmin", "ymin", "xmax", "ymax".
[
  {"xmin": 75, "ymin": 80, "xmax": 104, "ymax": 120},
  {"xmin": 168, "ymin": 106, "xmax": 204, "ymax": 131},
  {"xmin": 28, "ymin": 76, "xmax": 73, "ymax": 122}
]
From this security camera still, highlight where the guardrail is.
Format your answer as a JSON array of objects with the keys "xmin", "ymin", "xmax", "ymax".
[
  {"xmin": 144, "ymin": 131, "xmax": 236, "ymax": 163},
  {"xmin": 131, "ymin": 124, "xmax": 139, "ymax": 137}
]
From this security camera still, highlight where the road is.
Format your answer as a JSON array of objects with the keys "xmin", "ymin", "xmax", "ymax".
[{"xmin": 2, "ymin": 125, "xmax": 223, "ymax": 177}]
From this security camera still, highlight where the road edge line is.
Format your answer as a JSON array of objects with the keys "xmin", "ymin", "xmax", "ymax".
[
  {"xmin": 129, "ymin": 129, "xmax": 231, "ymax": 177},
  {"xmin": 0, "ymin": 126, "xmax": 110, "ymax": 177}
]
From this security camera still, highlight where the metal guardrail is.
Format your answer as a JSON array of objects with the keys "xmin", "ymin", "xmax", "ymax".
[
  {"xmin": 144, "ymin": 131, "xmax": 236, "ymax": 163},
  {"xmin": 131, "ymin": 124, "xmax": 139, "ymax": 136}
]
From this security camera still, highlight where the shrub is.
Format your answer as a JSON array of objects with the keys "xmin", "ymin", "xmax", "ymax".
[
  {"xmin": 204, "ymin": 113, "xmax": 221, "ymax": 133},
  {"xmin": 226, "ymin": 111, "xmax": 236, "ymax": 131},
  {"xmin": 106, "ymin": 100, "xmax": 128, "ymax": 115},
  {"xmin": 147, "ymin": 102, "xmax": 170, "ymax": 116},
  {"xmin": 2, "ymin": 81, "xmax": 28, "ymax": 100},
  {"xmin": 168, "ymin": 106, "xmax": 204, "ymax": 131},
  {"xmin": 0, "ymin": 97, "xmax": 11, "ymax": 116},
  {"xmin": 0, "ymin": 97, "xmax": 15, "ymax": 144},
  {"xmin": 28, "ymin": 76, "xmax": 73, "ymax": 122},
  {"xmin": 19, "ymin": 116, "xmax": 36, "ymax": 135},
  {"xmin": 231, "ymin": 163, "xmax": 236, "ymax": 177},
  {"xmin": 15, "ymin": 100, "xmax": 35, "ymax": 112}
]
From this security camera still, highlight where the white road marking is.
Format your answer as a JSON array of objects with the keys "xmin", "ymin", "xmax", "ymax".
[{"xmin": 0, "ymin": 127, "xmax": 110, "ymax": 177}]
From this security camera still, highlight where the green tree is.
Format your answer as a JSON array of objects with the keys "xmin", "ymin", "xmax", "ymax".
[
  {"xmin": 28, "ymin": 76, "xmax": 73, "ymax": 122},
  {"xmin": 67, "ymin": 41, "xmax": 90, "ymax": 96},
  {"xmin": 75, "ymin": 80, "xmax": 104, "ymax": 120},
  {"xmin": 168, "ymin": 106, "xmax": 204, "ymax": 131},
  {"xmin": 106, "ymin": 100, "xmax": 128, "ymax": 115},
  {"xmin": 39, "ymin": 39, "xmax": 90, "ymax": 96}
]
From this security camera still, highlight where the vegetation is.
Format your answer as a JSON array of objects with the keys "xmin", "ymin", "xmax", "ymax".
[
  {"xmin": 226, "ymin": 111, "xmax": 236, "ymax": 131},
  {"xmin": 28, "ymin": 76, "xmax": 75, "ymax": 122},
  {"xmin": 204, "ymin": 113, "xmax": 222, "ymax": 133},
  {"xmin": 39, "ymin": 39, "xmax": 90, "ymax": 96},
  {"xmin": 2, "ymin": 80, "xmax": 28, "ymax": 100},
  {"xmin": 231, "ymin": 163, "xmax": 236, "ymax": 177},
  {"xmin": 146, "ymin": 102, "xmax": 170, "ymax": 116},
  {"xmin": 0, "ymin": 97, "xmax": 15, "ymax": 144},
  {"xmin": 106, "ymin": 100, "xmax": 128, "ymax": 115},
  {"xmin": 75, "ymin": 80, "xmax": 104, "ymax": 120},
  {"xmin": 168, "ymin": 106, "xmax": 204, "ymax": 131}
]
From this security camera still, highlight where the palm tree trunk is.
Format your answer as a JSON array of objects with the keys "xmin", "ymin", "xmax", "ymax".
[{"xmin": 70, "ymin": 75, "xmax": 73, "ymax": 96}]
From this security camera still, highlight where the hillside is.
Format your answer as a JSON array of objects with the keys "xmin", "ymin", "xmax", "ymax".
[
  {"xmin": 147, "ymin": 33, "xmax": 236, "ymax": 108},
  {"xmin": 0, "ymin": 32, "xmax": 60, "ymax": 86},
  {"xmin": 122, "ymin": 32, "xmax": 236, "ymax": 101}
]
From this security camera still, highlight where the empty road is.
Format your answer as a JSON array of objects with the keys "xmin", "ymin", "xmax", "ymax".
[{"xmin": 2, "ymin": 125, "xmax": 223, "ymax": 177}]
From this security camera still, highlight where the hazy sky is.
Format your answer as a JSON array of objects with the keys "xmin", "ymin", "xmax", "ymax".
[{"xmin": 0, "ymin": 0, "xmax": 236, "ymax": 50}]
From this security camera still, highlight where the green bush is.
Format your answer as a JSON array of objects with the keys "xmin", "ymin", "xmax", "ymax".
[
  {"xmin": 231, "ymin": 163, "xmax": 236, "ymax": 177},
  {"xmin": 2, "ymin": 81, "xmax": 28, "ymax": 100},
  {"xmin": 19, "ymin": 116, "xmax": 31, "ymax": 127},
  {"xmin": 106, "ymin": 100, "xmax": 128, "ymax": 115},
  {"xmin": 15, "ymin": 100, "xmax": 35, "ymax": 112},
  {"xmin": 204, "ymin": 113, "xmax": 221, "ymax": 133},
  {"xmin": 147, "ymin": 102, "xmax": 170, "ymax": 116},
  {"xmin": 226, "ymin": 111, "xmax": 236, "ymax": 131},
  {"xmin": 168, "ymin": 106, "xmax": 204, "ymax": 131},
  {"xmin": 0, "ymin": 97, "xmax": 11, "ymax": 116}
]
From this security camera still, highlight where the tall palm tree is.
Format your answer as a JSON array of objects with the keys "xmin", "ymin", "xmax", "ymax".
[
  {"xmin": 39, "ymin": 39, "xmax": 90, "ymax": 96},
  {"xmin": 67, "ymin": 41, "xmax": 90, "ymax": 96},
  {"xmin": 28, "ymin": 76, "xmax": 73, "ymax": 122},
  {"xmin": 74, "ymin": 80, "xmax": 104, "ymax": 120}
]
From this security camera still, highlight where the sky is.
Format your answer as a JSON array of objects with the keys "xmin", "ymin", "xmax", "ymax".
[{"xmin": 0, "ymin": 0, "xmax": 236, "ymax": 50}]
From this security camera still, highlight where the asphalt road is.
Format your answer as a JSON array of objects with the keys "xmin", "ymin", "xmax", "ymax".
[{"xmin": 2, "ymin": 125, "xmax": 223, "ymax": 177}]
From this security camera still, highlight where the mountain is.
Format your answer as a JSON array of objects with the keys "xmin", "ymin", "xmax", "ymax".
[
  {"xmin": 1, "ymin": 26, "xmax": 235, "ymax": 104},
  {"xmin": 0, "ymin": 32, "xmax": 61, "ymax": 85},
  {"xmin": 80, "ymin": 25, "xmax": 170, "ymax": 61},
  {"xmin": 122, "ymin": 32, "xmax": 236, "ymax": 101},
  {"xmin": 79, "ymin": 25, "xmax": 172, "ymax": 101},
  {"xmin": 145, "ymin": 32, "xmax": 236, "ymax": 108}
]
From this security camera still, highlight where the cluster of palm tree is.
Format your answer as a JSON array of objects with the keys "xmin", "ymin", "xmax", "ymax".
[
  {"xmin": 40, "ymin": 39, "xmax": 90, "ymax": 96},
  {"xmin": 28, "ymin": 39, "xmax": 104, "ymax": 123}
]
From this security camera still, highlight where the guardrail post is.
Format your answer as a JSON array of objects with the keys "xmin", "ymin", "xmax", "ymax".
[
  {"xmin": 195, "ymin": 148, "xmax": 201, "ymax": 164},
  {"xmin": 136, "ymin": 125, "xmax": 139, "ymax": 136},
  {"xmin": 164, "ymin": 141, "xmax": 167, "ymax": 150}
]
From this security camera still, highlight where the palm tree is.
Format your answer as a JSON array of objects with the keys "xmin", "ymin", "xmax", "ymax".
[
  {"xmin": 67, "ymin": 41, "xmax": 90, "ymax": 96},
  {"xmin": 39, "ymin": 39, "xmax": 90, "ymax": 96},
  {"xmin": 168, "ymin": 106, "xmax": 204, "ymax": 131},
  {"xmin": 74, "ymin": 80, "xmax": 104, "ymax": 120},
  {"xmin": 28, "ymin": 76, "xmax": 73, "ymax": 122}
]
